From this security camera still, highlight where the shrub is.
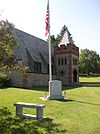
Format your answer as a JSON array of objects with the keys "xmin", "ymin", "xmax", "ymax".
[
  {"xmin": 0, "ymin": 107, "xmax": 65, "ymax": 134},
  {"xmin": 0, "ymin": 72, "xmax": 10, "ymax": 88}
]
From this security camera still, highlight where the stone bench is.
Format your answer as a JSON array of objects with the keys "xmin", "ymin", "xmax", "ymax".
[{"xmin": 14, "ymin": 102, "xmax": 46, "ymax": 120}]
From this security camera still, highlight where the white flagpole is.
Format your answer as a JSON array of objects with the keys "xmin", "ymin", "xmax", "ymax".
[
  {"xmin": 45, "ymin": 0, "xmax": 63, "ymax": 100},
  {"xmin": 48, "ymin": 0, "xmax": 52, "ymax": 81}
]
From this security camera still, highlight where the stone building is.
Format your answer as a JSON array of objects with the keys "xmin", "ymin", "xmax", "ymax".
[
  {"xmin": 10, "ymin": 28, "xmax": 79, "ymax": 88},
  {"xmin": 54, "ymin": 28, "xmax": 79, "ymax": 86}
]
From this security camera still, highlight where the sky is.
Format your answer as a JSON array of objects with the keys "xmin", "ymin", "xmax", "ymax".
[{"xmin": 0, "ymin": 0, "xmax": 100, "ymax": 55}]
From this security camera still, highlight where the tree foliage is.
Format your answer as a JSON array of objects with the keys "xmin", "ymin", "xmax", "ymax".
[
  {"xmin": 0, "ymin": 107, "xmax": 65, "ymax": 134},
  {"xmin": 0, "ymin": 20, "xmax": 30, "ymax": 74},
  {"xmin": 50, "ymin": 25, "xmax": 67, "ymax": 45},
  {"xmin": 79, "ymin": 49, "xmax": 100, "ymax": 75},
  {"xmin": 0, "ymin": 20, "xmax": 16, "ymax": 70},
  {"xmin": 50, "ymin": 35, "xmax": 58, "ymax": 46}
]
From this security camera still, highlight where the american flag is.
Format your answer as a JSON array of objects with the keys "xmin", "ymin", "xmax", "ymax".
[{"xmin": 45, "ymin": 0, "xmax": 49, "ymax": 36}]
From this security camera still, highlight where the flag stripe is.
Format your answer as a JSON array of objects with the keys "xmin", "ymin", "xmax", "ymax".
[{"xmin": 45, "ymin": 0, "xmax": 49, "ymax": 36}]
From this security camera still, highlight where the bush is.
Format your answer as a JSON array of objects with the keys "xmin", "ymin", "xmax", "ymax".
[
  {"xmin": 0, "ymin": 107, "xmax": 65, "ymax": 134},
  {"xmin": 0, "ymin": 72, "xmax": 10, "ymax": 88}
]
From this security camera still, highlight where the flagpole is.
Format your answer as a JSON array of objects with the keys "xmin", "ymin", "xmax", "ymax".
[
  {"xmin": 48, "ymin": 30, "xmax": 52, "ymax": 81},
  {"xmin": 48, "ymin": 0, "xmax": 52, "ymax": 81},
  {"xmin": 44, "ymin": 0, "xmax": 63, "ymax": 100}
]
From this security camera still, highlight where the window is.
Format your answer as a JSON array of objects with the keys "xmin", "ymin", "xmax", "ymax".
[
  {"xmin": 58, "ymin": 59, "xmax": 60, "ymax": 65},
  {"xmin": 17, "ymin": 59, "xmax": 22, "ymax": 67},
  {"xmin": 61, "ymin": 59, "xmax": 63, "ymax": 65},
  {"xmin": 58, "ymin": 58, "xmax": 67, "ymax": 65},
  {"xmin": 65, "ymin": 58, "xmax": 67, "ymax": 65},
  {"xmin": 59, "ymin": 69, "xmax": 65, "ymax": 77},
  {"xmin": 73, "ymin": 58, "xmax": 77, "ymax": 65},
  {"xmin": 34, "ymin": 62, "xmax": 41, "ymax": 72}
]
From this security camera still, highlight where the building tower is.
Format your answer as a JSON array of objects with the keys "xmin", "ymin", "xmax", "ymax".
[{"xmin": 54, "ymin": 28, "xmax": 79, "ymax": 86}]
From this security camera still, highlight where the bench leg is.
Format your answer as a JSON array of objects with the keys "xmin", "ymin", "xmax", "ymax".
[
  {"xmin": 36, "ymin": 108, "xmax": 43, "ymax": 119},
  {"xmin": 16, "ymin": 106, "xmax": 23, "ymax": 116}
]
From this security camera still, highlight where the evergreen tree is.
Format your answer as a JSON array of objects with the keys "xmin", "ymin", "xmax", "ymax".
[{"xmin": 50, "ymin": 25, "xmax": 67, "ymax": 45}]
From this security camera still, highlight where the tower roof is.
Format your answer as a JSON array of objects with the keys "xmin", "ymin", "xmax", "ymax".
[{"xmin": 58, "ymin": 28, "xmax": 74, "ymax": 46}]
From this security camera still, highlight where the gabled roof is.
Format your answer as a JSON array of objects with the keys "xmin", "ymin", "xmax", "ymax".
[
  {"xmin": 58, "ymin": 28, "xmax": 74, "ymax": 46},
  {"xmin": 13, "ymin": 29, "xmax": 50, "ymax": 66}
]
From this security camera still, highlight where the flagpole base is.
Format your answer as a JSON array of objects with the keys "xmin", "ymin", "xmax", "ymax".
[{"xmin": 46, "ymin": 95, "xmax": 64, "ymax": 100}]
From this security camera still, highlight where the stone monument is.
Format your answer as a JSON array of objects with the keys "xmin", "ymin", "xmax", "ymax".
[{"xmin": 46, "ymin": 80, "xmax": 64, "ymax": 100}]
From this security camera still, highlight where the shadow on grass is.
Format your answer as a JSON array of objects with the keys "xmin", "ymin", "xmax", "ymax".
[
  {"xmin": 0, "ymin": 107, "xmax": 67, "ymax": 134},
  {"xmin": 80, "ymin": 82, "xmax": 100, "ymax": 87},
  {"xmin": 74, "ymin": 100, "xmax": 100, "ymax": 105},
  {"xmin": 62, "ymin": 85, "xmax": 83, "ymax": 90},
  {"xmin": 31, "ymin": 84, "xmax": 83, "ymax": 92},
  {"xmin": 80, "ymin": 75, "xmax": 100, "ymax": 78},
  {"xmin": 57, "ymin": 99, "xmax": 100, "ymax": 105},
  {"xmin": 9, "ymin": 86, "xmax": 49, "ymax": 92}
]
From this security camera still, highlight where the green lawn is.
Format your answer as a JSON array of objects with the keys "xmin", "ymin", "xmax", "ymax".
[
  {"xmin": 0, "ymin": 86, "xmax": 100, "ymax": 134},
  {"xmin": 79, "ymin": 76, "xmax": 100, "ymax": 82}
]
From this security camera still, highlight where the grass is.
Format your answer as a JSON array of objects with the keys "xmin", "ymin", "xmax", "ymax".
[
  {"xmin": 0, "ymin": 85, "xmax": 100, "ymax": 134},
  {"xmin": 79, "ymin": 76, "xmax": 100, "ymax": 82}
]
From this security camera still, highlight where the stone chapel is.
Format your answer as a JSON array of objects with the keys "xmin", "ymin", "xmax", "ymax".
[{"xmin": 10, "ymin": 28, "xmax": 79, "ymax": 88}]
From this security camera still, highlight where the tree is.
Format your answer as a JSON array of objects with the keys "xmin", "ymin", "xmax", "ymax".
[
  {"xmin": 49, "ymin": 35, "xmax": 58, "ymax": 46},
  {"xmin": 0, "ymin": 20, "xmax": 16, "ymax": 71},
  {"xmin": 79, "ymin": 49, "xmax": 100, "ymax": 75},
  {"xmin": 0, "ymin": 20, "xmax": 28, "ymax": 74},
  {"xmin": 59, "ymin": 25, "xmax": 68, "ymax": 37},
  {"xmin": 50, "ymin": 25, "xmax": 67, "ymax": 46}
]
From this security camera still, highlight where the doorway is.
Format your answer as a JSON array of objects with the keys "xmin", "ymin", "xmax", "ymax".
[{"xmin": 73, "ymin": 70, "xmax": 77, "ymax": 82}]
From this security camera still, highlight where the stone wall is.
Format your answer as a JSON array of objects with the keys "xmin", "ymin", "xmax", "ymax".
[{"xmin": 9, "ymin": 71, "xmax": 56, "ymax": 88}]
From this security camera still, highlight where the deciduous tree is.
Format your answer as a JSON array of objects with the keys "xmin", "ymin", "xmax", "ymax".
[
  {"xmin": 79, "ymin": 49, "xmax": 100, "ymax": 75},
  {"xmin": 0, "ymin": 20, "xmax": 16, "ymax": 71}
]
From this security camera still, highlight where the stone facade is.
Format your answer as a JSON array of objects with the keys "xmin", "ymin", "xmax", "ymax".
[
  {"xmin": 9, "ymin": 71, "xmax": 56, "ymax": 88},
  {"xmin": 54, "ymin": 44, "xmax": 79, "ymax": 86}
]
